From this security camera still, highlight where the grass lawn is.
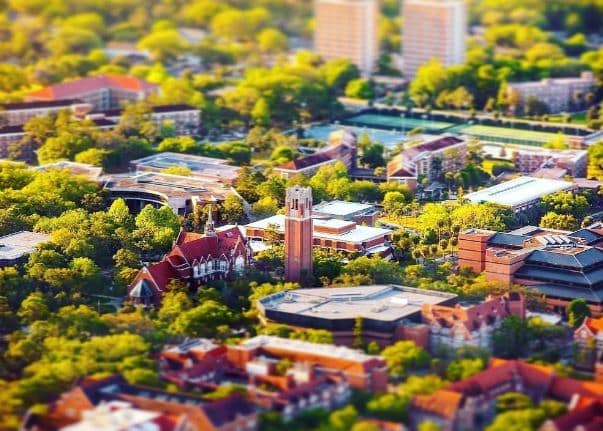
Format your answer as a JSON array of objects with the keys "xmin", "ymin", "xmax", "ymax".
[{"xmin": 547, "ymin": 112, "xmax": 587, "ymax": 125}]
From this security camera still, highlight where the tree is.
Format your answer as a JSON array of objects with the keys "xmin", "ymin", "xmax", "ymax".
[
  {"xmin": 492, "ymin": 316, "xmax": 529, "ymax": 358},
  {"xmin": 446, "ymin": 358, "xmax": 485, "ymax": 381},
  {"xmin": 328, "ymin": 405, "xmax": 358, "ymax": 431},
  {"xmin": 257, "ymin": 28, "xmax": 288, "ymax": 53},
  {"xmin": 496, "ymin": 392, "xmax": 534, "ymax": 413},
  {"xmin": 381, "ymin": 340, "xmax": 430, "ymax": 380},
  {"xmin": 169, "ymin": 300, "xmax": 236, "ymax": 338},
  {"xmin": 37, "ymin": 131, "xmax": 94, "ymax": 164},
  {"xmin": 17, "ymin": 292, "xmax": 49, "ymax": 324},
  {"xmin": 74, "ymin": 148, "xmax": 110, "ymax": 167},
  {"xmin": 138, "ymin": 30, "xmax": 190, "ymax": 61},
  {"xmin": 340, "ymin": 256, "xmax": 402, "ymax": 285},
  {"xmin": 221, "ymin": 195, "xmax": 245, "ymax": 224},
  {"xmin": 540, "ymin": 192, "xmax": 589, "ymax": 219},
  {"xmin": 353, "ymin": 316, "xmax": 363, "ymax": 350},
  {"xmin": 158, "ymin": 136, "xmax": 197, "ymax": 153},
  {"xmin": 158, "ymin": 290, "xmax": 193, "ymax": 323},
  {"xmin": 567, "ymin": 299, "xmax": 591, "ymax": 328},
  {"xmin": 418, "ymin": 421, "xmax": 442, "ymax": 431},
  {"xmin": 345, "ymin": 78, "xmax": 375, "ymax": 100},
  {"xmin": 539, "ymin": 212, "xmax": 577, "ymax": 230}
]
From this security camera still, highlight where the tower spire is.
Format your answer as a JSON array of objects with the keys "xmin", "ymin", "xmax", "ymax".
[{"xmin": 205, "ymin": 203, "xmax": 216, "ymax": 237}]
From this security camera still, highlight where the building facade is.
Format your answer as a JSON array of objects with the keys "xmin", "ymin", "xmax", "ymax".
[
  {"xmin": 274, "ymin": 129, "xmax": 357, "ymax": 179},
  {"xmin": 387, "ymin": 135, "xmax": 467, "ymax": 187},
  {"xmin": 284, "ymin": 186, "xmax": 314, "ymax": 283},
  {"xmin": 507, "ymin": 72, "xmax": 596, "ymax": 114},
  {"xmin": 26, "ymin": 74, "xmax": 158, "ymax": 110},
  {"xmin": 512, "ymin": 146, "xmax": 588, "ymax": 178},
  {"xmin": 403, "ymin": 0, "xmax": 466, "ymax": 78},
  {"xmin": 127, "ymin": 222, "xmax": 251, "ymax": 305},
  {"xmin": 22, "ymin": 374, "xmax": 258, "ymax": 431},
  {"xmin": 422, "ymin": 292, "xmax": 526, "ymax": 351},
  {"xmin": 314, "ymin": 0, "xmax": 379, "ymax": 76},
  {"xmin": 459, "ymin": 226, "xmax": 603, "ymax": 315},
  {"xmin": 0, "ymin": 99, "xmax": 92, "ymax": 126}
]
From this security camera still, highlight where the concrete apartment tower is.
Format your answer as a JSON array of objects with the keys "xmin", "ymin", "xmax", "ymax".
[
  {"xmin": 314, "ymin": 0, "xmax": 379, "ymax": 77},
  {"xmin": 402, "ymin": 0, "xmax": 466, "ymax": 78},
  {"xmin": 285, "ymin": 186, "xmax": 313, "ymax": 283}
]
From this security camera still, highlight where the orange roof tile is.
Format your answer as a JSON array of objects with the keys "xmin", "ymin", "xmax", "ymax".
[
  {"xmin": 585, "ymin": 317, "xmax": 603, "ymax": 334},
  {"xmin": 411, "ymin": 389, "xmax": 462, "ymax": 419}
]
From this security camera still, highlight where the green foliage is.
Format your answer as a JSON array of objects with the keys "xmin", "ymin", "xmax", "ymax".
[
  {"xmin": 381, "ymin": 341, "xmax": 431, "ymax": 380},
  {"xmin": 539, "ymin": 211, "xmax": 577, "ymax": 230},
  {"xmin": 345, "ymin": 78, "xmax": 375, "ymax": 100},
  {"xmin": 567, "ymin": 298, "xmax": 591, "ymax": 328},
  {"xmin": 446, "ymin": 358, "xmax": 485, "ymax": 381}
]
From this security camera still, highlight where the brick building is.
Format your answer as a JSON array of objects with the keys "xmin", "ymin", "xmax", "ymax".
[
  {"xmin": 387, "ymin": 135, "xmax": 467, "ymax": 188},
  {"xmin": 0, "ymin": 99, "xmax": 92, "ymax": 126},
  {"xmin": 422, "ymin": 292, "xmax": 526, "ymax": 351},
  {"xmin": 459, "ymin": 226, "xmax": 603, "ymax": 315},
  {"xmin": 245, "ymin": 213, "xmax": 393, "ymax": 258},
  {"xmin": 274, "ymin": 129, "xmax": 356, "ymax": 179},
  {"xmin": 284, "ymin": 186, "xmax": 314, "ymax": 283},
  {"xmin": 26, "ymin": 74, "xmax": 158, "ymax": 110},
  {"xmin": 409, "ymin": 359, "xmax": 603, "ymax": 431},
  {"xmin": 89, "ymin": 104, "xmax": 201, "ymax": 135},
  {"xmin": 511, "ymin": 146, "xmax": 587, "ymax": 178},
  {"xmin": 258, "ymin": 285, "xmax": 457, "ymax": 347},
  {"xmin": 158, "ymin": 337, "xmax": 368, "ymax": 420},
  {"xmin": 127, "ymin": 221, "xmax": 251, "ymax": 306},
  {"xmin": 22, "ymin": 374, "xmax": 258, "ymax": 431}
]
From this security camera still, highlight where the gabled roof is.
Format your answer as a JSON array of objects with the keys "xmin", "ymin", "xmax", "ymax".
[
  {"xmin": 278, "ymin": 152, "xmax": 334, "ymax": 170},
  {"xmin": 584, "ymin": 317, "xmax": 603, "ymax": 334},
  {"xmin": 547, "ymin": 399, "xmax": 603, "ymax": 431},
  {"xmin": 411, "ymin": 389, "xmax": 463, "ymax": 420},
  {"xmin": 570, "ymin": 228, "xmax": 603, "ymax": 245},
  {"xmin": 27, "ymin": 74, "xmax": 157, "ymax": 100},
  {"xmin": 526, "ymin": 248, "xmax": 603, "ymax": 270}
]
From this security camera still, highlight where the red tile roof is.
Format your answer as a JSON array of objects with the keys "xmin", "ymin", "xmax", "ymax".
[
  {"xmin": 27, "ymin": 74, "xmax": 157, "ymax": 101},
  {"xmin": 410, "ymin": 389, "xmax": 463, "ymax": 420},
  {"xmin": 584, "ymin": 317, "xmax": 603, "ymax": 334},
  {"xmin": 547, "ymin": 399, "xmax": 603, "ymax": 431}
]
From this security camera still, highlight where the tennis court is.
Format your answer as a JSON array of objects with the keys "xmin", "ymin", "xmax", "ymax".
[
  {"xmin": 304, "ymin": 124, "xmax": 408, "ymax": 148},
  {"xmin": 345, "ymin": 113, "xmax": 455, "ymax": 132},
  {"xmin": 450, "ymin": 124, "xmax": 563, "ymax": 146}
]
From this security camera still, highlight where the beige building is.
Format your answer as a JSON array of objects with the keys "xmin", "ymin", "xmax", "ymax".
[
  {"xmin": 314, "ymin": 0, "xmax": 379, "ymax": 76},
  {"xmin": 403, "ymin": 0, "xmax": 466, "ymax": 78},
  {"xmin": 507, "ymin": 72, "xmax": 596, "ymax": 114}
]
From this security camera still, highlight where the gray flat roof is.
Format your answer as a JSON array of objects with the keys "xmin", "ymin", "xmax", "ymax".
[
  {"xmin": 130, "ymin": 152, "xmax": 239, "ymax": 181},
  {"xmin": 259, "ymin": 285, "xmax": 457, "ymax": 323},
  {"xmin": 465, "ymin": 176, "xmax": 573, "ymax": 208},
  {"xmin": 313, "ymin": 200, "xmax": 376, "ymax": 217},
  {"xmin": 0, "ymin": 231, "xmax": 50, "ymax": 260}
]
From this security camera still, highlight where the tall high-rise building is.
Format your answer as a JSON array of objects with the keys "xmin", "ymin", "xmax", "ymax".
[
  {"xmin": 402, "ymin": 0, "xmax": 466, "ymax": 78},
  {"xmin": 284, "ymin": 186, "xmax": 313, "ymax": 283},
  {"xmin": 314, "ymin": 0, "xmax": 379, "ymax": 76}
]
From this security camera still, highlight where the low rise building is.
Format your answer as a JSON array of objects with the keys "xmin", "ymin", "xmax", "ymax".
[
  {"xmin": 313, "ymin": 200, "xmax": 380, "ymax": 226},
  {"xmin": 274, "ymin": 129, "xmax": 356, "ymax": 179},
  {"xmin": 0, "ymin": 99, "xmax": 92, "ymax": 126},
  {"xmin": 0, "ymin": 231, "xmax": 50, "ymax": 266},
  {"xmin": 89, "ymin": 104, "xmax": 201, "ymax": 135},
  {"xmin": 128, "ymin": 222, "xmax": 251, "ymax": 306},
  {"xmin": 409, "ymin": 359, "xmax": 603, "ymax": 431},
  {"xmin": 540, "ymin": 398, "xmax": 603, "ymax": 431},
  {"xmin": 103, "ymin": 171, "xmax": 241, "ymax": 215},
  {"xmin": 130, "ymin": 152, "xmax": 239, "ymax": 185},
  {"xmin": 35, "ymin": 161, "xmax": 103, "ymax": 182},
  {"xmin": 459, "ymin": 226, "xmax": 603, "ymax": 315},
  {"xmin": 26, "ymin": 74, "xmax": 158, "ymax": 110},
  {"xmin": 387, "ymin": 135, "xmax": 467, "ymax": 188},
  {"xmin": 464, "ymin": 176, "xmax": 574, "ymax": 213},
  {"xmin": 422, "ymin": 292, "xmax": 526, "ymax": 351},
  {"xmin": 507, "ymin": 72, "xmax": 596, "ymax": 114},
  {"xmin": 0, "ymin": 124, "xmax": 25, "ymax": 157},
  {"xmin": 22, "ymin": 374, "xmax": 258, "ymax": 431},
  {"xmin": 512, "ymin": 146, "xmax": 587, "ymax": 178},
  {"xmin": 158, "ymin": 337, "xmax": 361, "ymax": 420},
  {"xmin": 258, "ymin": 285, "xmax": 457, "ymax": 346},
  {"xmin": 245, "ymin": 214, "xmax": 392, "ymax": 258}
]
